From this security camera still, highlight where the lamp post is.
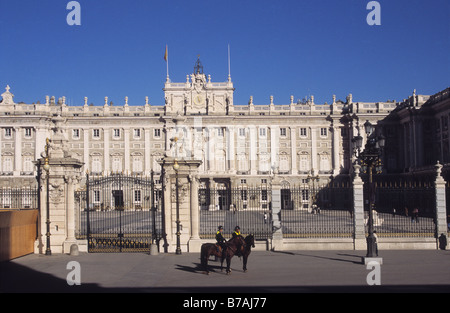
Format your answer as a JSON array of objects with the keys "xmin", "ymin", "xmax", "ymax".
[
  {"xmin": 352, "ymin": 120, "xmax": 385, "ymax": 258},
  {"xmin": 173, "ymin": 158, "xmax": 182, "ymax": 255},
  {"xmin": 43, "ymin": 138, "xmax": 51, "ymax": 256}
]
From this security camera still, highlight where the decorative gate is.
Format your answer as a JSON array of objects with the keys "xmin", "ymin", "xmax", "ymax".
[{"xmin": 76, "ymin": 173, "xmax": 162, "ymax": 253}]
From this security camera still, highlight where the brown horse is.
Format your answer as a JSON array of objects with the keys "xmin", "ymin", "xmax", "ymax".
[
  {"xmin": 223, "ymin": 234, "xmax": 255, "ymax": 275},
  {"xmin": 200, "ymin": 242, "xmax": 226, "ymax": 275}
]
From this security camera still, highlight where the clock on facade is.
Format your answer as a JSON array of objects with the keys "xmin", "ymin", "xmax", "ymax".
[{"xmin": 194, "ymin": 93, "xmax": 204, "ymax": 105}]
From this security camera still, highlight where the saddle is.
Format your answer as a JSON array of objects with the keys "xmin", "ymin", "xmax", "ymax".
[{"xmin": 215, "ymin": 243, "xmax": 223, "ymax": 254}]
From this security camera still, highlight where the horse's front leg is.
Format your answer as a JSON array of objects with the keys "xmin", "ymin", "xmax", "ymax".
[
  {"xmin": 226, "ymin": 256, "xmax": 232, "ymax": 275},
  {"xmin": 220, "ymin": 256, "xmax": 224, "ymax": 272},
  {"xmin": 243, "ymin": 255, "xmax": 248, "ymax": 273},
  {"xmin": 203, "ymin": 254, "xmax": 210, "ymax": 275}
]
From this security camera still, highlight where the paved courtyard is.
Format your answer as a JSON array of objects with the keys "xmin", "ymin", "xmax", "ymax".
[{"xmin": 1, "ymin": 249, "xmax": 449, "ymax": 294}]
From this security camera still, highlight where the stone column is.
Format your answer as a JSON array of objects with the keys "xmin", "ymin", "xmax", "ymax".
[
  {"xmin": 103, "ymin": 128, "xmax": 110, "ymax": 174},
  {"xmin": 249, "ymin": 126, "xmax": 257, "ymax": 175},
  {"xmin": 159, "ymin": 157, "xmax": 202, "ymax": 253},
  {"xmin": 14, "ymin": 127, "xmax": 22, "ymax": 175},
  {"xmin": 434, "ymin": 162, "xmax": 448, "ymax": 248},
  {"xmin": 332, "ymin": 125, "xmax": 340, "ymax": 175},
  {"xmin": 144, "ymin": 129, "xmax": 151, "ymax": 173},
  {"xmin": 124, "ymin": 128, "xmax": 130, "ymax": 173},
  {"xmin": 310, "ymin": 127, "xmax": 318, "ymax": 173},
  {"xmin": 227, "ymin": 126, "xmax": 235, "ymax": 173},
  {"xmin": 270, "ymin": 175, "xmax": 283, "ymax": 251},
  {"xmin": 189, "ymin": 174, "xmax": 200, "ymax": 240},
  {"xmin": 352, "ymin": 163, "xmax": 366, "ymax": 250},
  {"xmin": 290, "ymin": 127, "xmax": 297, "ymax": 174},
  {"xmin": 63, "ymin": 174, "xmax": 81, "ymax": 252},
  {"xmin": 83, "ymin": 128, "xmax": 90, "ymax": 172}
]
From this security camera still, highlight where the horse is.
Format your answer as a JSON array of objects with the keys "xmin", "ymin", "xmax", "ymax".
[
  {"xmin": 200, "ymin": 242, "xmax": 226, "ymax": 275},
  {"xmin": 223, "ymin": 234, "xmax": 255, "ymax": 275}
]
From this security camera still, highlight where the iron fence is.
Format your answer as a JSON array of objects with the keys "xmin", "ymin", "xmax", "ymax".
[
  {"xmin": 371, "ymin": 179, "xmax": 436, "ymax": 237},
  {"xmin": 199, "ymin": 187, "xmax": 272, "ymax": 240},
  {"xmin": 281, "ymin": 182, "xmax": 354, "ymax": 238},
  {"xmin": 0, "ymin": 187, "xmax": 39, "ymax": 210}
]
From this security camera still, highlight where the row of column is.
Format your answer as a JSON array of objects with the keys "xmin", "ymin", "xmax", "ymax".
[
  {"xmin": 83, "ymin": 127, "xmax": 160, "ymax": 174},
  {"xmin": 0, "ymin": 127, "xmax": 48, "ymax": 175},
  {"xmin": 165, "ymin": 124, "xmax": 342, "ymax": 175}
]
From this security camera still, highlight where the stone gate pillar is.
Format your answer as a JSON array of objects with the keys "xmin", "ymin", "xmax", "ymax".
[
  {"xmin": 352, "ymin": 163, "xmax": 366, "ymax": 250},
  {"xmin": 35, "ymin": 114, "xmax": 84, "ymax": 254},
  {"xmin": 434, "ymin": 162, "xmax": 448, "ymax": 248},
  {"xmin": 270, "ymin": 174, "xmax": 283, "ymax": 251},
  {"xmin": 159, "ymin": 157, "xmax": 202, "ymax": 253}
]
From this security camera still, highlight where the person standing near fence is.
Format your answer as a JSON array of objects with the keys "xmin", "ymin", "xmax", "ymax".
[{"xmin": 412, "ymin": 208, "xmax": 419, "ymax": 223}]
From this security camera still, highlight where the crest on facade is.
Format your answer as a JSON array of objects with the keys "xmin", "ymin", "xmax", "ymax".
[{"xmin": 192, "ymin": 56, "xmax": 206, "ymax": 93}]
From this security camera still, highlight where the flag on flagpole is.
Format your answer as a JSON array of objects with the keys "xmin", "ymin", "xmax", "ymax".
[{"xmin": 164, "ymin": 45, "xmax": 168, "ymax": 62}]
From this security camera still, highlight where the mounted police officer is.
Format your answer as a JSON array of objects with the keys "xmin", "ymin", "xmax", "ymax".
[
  {"xmin": 215, "ymin": 225, "xmax": 227, "ymax": 254},
  {"xmin": 231, "ymin": 226, "xmax": 244, "ymax": 257},
  {"xmin": 232, "ymin": 226, "xmax": 243, "ymax": 239}
]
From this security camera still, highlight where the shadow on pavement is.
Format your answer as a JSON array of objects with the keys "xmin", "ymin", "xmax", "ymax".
[{"xmin": 1, "ymin": 260, "xmax": 449, "ymax": 294}]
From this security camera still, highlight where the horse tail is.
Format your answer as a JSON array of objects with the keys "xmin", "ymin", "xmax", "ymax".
[{"xmin": 200, "ymin": 244, "xmax": 207, "ymax": 268}]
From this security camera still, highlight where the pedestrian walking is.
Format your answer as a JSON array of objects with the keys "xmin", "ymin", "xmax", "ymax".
[
  {"xmin": 373, "ymin": 231, "xmax": 379, "ymax": 256},
  {"xmin": 392, "ymin": 207, "xmax": 396, "ymax": 218},
  {"xmin": 404, "ymin": 206, "xmax": 408, "ymax": 217},
  {"xmin": 413, "ymin": 207, "xmax": 419, "ymax": 223},
  {"xmin": 264, "ymin": 212, "xmax": 267, "ymax": 224},
  {"xmin": 438, "ymin": 233, "xmax": 447, "ymax": 250}
]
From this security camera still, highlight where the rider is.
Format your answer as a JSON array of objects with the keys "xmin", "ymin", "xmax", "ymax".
[
  {"xmin": 215, "ymin": 225, "xmax": 227, "ymax": 253},
  {"xmin": 232, "ymin": 226, "xmax": 244, "ymax": 256},
  {"xmin": 232, "ymin": 226, "xmax": 243, "ymax": 239}
]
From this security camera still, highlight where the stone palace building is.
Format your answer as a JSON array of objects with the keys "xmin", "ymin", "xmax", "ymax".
[{"xmin": 0, "ymin": 59, "xmax": 449, "ymax": 199}]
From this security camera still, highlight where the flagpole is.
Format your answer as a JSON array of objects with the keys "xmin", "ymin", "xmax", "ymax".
[
  {"xmin": 165, "ymin": 45, "xmax": 169, "ymax": 82},
  {"xmin": 227, "ymin": 44, "xmax": 231, "ymax": 81}
]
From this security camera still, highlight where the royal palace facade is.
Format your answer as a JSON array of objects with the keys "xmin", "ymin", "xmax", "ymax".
[{"xmin": 0, "ymin": 60, "xmax": 449, "ymax": 198}]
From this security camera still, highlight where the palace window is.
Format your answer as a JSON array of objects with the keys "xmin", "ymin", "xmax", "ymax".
[
  {"xmin": 302, "ymin": 189, "xmax": 309, "ymax": 201},
  {"xmin": 4, "ymin": 128, "xmax": 12, "ymax": 138},
  {"xmin": 93, "ymin": 190, "xmax": 101, "ymax": 203},
  {"xmin": 154, "ymin": 129, "xmax": 161, "ymax": 138},
  {"xmin": 134, "ymin": 129, "xmax": 141, "ymax": 138},
  {"xmin": 259, "ymin": 128, "xmax": 266, "ymax": 137},
  {"xmin": 261, "ymin": 190, "xmax": 268, "ymax": 201},
  {"xmin": 134, "ymin": 190, "xmax": 141, "ymax": 203},
  {"xmin": 73, "ymin": 129, "xmax": 80, "ymax": 139},
  {"xmin": 93, "ymin": 129, "xmax": 100, "ymax": 138},
  {"xmin": 2, "ymin": 157, "xmax": 13, "ymax": 172},
  {"xmin": 280, "ymin": 128, "xmax": 287, "ymax": 136},
  {"xmin": 91, "ymin": 156, "xmax": 102, "ymax": 173},
  {"xmin": 320, "ymin": 127, "xmax": 327, "ymax": 137},
  {"xmin": 24, "ymin": 128, "xmax": 32, "ymax": 137},
  {"xmin": 113, "ymin": 129, "xmax": 121, "ymax": 138},
  {"xmin": 23, "ymin": 157, "xmax": 33, "ymax": 173},
  {"xmin": 300, "ymin": 128, "xmax": 307, "ymax": 137},
  {"xmin": 132, "ymin": 156, "xmax": 143, "ymax": 173}
]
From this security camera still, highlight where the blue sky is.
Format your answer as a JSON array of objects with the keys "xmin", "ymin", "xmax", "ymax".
[{"xmin": 0, "ymin": 0, "xmax": 449, "ymax": 107}]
